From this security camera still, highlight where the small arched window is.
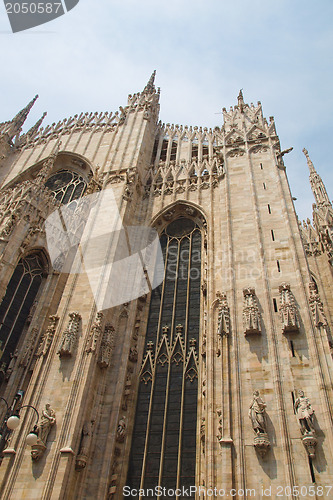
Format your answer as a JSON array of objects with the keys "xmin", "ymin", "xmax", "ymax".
[
  {"xmin": 0, "ymin": 253, "xmax": 46, "ymax": 367},
  {"xmin": 45, "ymin": 169, "xmax": 87, "ymax": 204}
]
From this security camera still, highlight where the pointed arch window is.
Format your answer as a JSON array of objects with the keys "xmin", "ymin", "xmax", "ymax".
[
  {"xmin": 45, "ymin": 169, "xmax": 86, "ymax": 204},
  {"xmin": 127, "ymin": 216, "xmax": 201, "ymax": 494},
  {"xmin": 0, "ymin": 253, "xmax": 45, "ymax": 367}
]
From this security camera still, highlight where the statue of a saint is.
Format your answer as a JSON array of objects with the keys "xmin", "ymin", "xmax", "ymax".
[
  {"xmin": 38, "ymin": 404, "xmax": 56, "ymax": 445},
  {"xmin": 294, "ymin": 390, "xmax": 315, "ymax": 435},
  {"xmin": 249, "ymin": 391, "xmax": 267, "ymax": 435}
]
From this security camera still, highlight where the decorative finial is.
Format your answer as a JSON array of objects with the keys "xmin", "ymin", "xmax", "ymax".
[
  {"xmin": 302, "ymin": 148, "xmax": 315, "ymax": 174},
  {"xmin": 143, "ymin": 70, "xmax": 156, "ymax": 94},
  {"xmin": 26, "ymin": 112, "xmax": 47, "ymax": 137},
  {"xmin": 238, "ymin": 89, "xmax": 244, "ymax": 112}
]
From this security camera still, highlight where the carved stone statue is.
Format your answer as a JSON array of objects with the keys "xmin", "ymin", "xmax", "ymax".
[
  {"xmin": 279, "ymin": 283, "xmax": 299, "ymax": 333},
  {"xmin": 249, "ymin": 391, "xmax": 267, "ymax": 435},
  {"xmin": 294, "ymin": 390, "xmax": 318, "ymax": 458},
  {"xmin": 31, "ymin": 404, "xmax": 56, "ymax": 461},
  {"xmin": 243, "ymin": 288, "xmax": 261, "ymax": 335},
  {"xmin": 37, "ymin": 315, "xmax": 59, "ymax": 357},
  {"xmin": 76, "ymin": 420, "xmax": 95, "ymax": 471},
  {"xmin": 38, "ymin": 404, "xmax": 56, "ymax": 444},
  {"xmin": 294, "ymin": 390, "xmax": 315, "ymax": 435},
  {"xmin": 57, "ymin": 311, "xmax": 81, "ymax": 357},
  {"xmin": 249, "ymin": 391, "xmax": 270, "ymax": 457},
  {"xmin": 129, "ymin": 345, "xmax": 138, "ymax": 363},
  {"xmin": 98, "ymin": 323, "xmax": 115, "ymax": 368},
  {"xmin": 86, "ymin": 311, "xmax": 104, "ymax": 353}
]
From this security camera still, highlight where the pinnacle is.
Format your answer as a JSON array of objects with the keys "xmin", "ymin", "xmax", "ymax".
[
  {"xmin": 7, "ymin": 94, "xmax": 39, "ymax": 140},
  {"xmin": 237, "ymin": 89, "xmax": 244, "ymax": 112},
  {"xmin": 302, "ymin": 148, "xmax": 316, "ymax": 174},
  {"xmin": 143, "ymin": 70, "xmax": 156, "ymax": 94}
]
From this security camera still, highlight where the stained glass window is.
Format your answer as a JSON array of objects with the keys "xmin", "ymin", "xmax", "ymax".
[
  {"xmin": 45, "ymin": 169, "xmax": 86, "ymax": 204},
  {"xmin": 127, "ymin": 217, "xmax": 201, "ymax": 497},
  {"xmin": 0, "ymin": 253, "xmax": 45, "ymax": 367}
]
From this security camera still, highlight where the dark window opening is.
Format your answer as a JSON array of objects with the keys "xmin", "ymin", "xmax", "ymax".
[
  {"xmin": 191, "ymin": 144, "xmax": 199, "ymax": 159},
  {"xmin": 160, "ymin": 139, "xmax": 169, "ymax": 162},
  {"xmin": 260, "ymin": 163, "xmax": 263, "ymax": 170},
  {"xmin": 0, "ymin": 253, "xmax": 45, "ymax": 368},
  {"xmin": 271, "ymin": 230, "xmax": 275, "ymax": 241},
  {"xmin": 151, "ymin": 137, "xmax": 159, "ymax": 164},
  {"xmin": 273, "ymin": 298, "xmax": 278, "ymax": 312},
  {"xmin": 268, "ymin": 204, "xmax": 271, "ymax": 214},
  {"xmin": 263, "ymin": 182, "xmax": 266, "ymax": 190},
  {"xmin": 277, "ymin": 260, "xmax": 281, "ymax": 272},
  {"xmin": 290, "ymin": 340, "xmax": 296, "ymax": 357},
  {"xmin": 170, "ymin": 141, "xmax": 178, "ymax": 161}
]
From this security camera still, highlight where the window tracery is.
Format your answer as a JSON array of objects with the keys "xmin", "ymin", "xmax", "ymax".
[
  {"xmin": 45, "ymin": 169, "xmax": 86, "ymax": 204},
  {"xmin": 127, "ymin": 216, "xmax": 202, "ymax": 494}
]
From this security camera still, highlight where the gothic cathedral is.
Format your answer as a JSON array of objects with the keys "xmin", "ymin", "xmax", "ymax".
[{"xmin": 0, "ymin": 73, "xmax": 332, "ymax": 499}]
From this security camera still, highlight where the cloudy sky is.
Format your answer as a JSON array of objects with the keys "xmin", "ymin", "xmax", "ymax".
[{"xmin": 1, "ymin": 0, "xmax": 332, "ymax": 221}]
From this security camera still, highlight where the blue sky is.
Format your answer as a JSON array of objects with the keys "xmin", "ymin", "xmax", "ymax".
[{"xmin": 1, "ymin": 0, "xmax": 332, "ymax": 221}]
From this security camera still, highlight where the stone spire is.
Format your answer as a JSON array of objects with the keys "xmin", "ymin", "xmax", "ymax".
[
  {"xmin": 17, "ymin": 111, "xmax": 47, "ymax": 147},
  {"xmin": 143, "ymin": 70, "xmax": 156, "ymax": 94},
  {"xmin": 303, "ymin": 148, "xmax": 331, "ymax": 208},
  {"xmin": 303, "ymin": 148, "xmax": 316, "ymax": 175},
  {"xmin": 26, "ymin": 111, "xmax": 47, "ymax": 136},
  {"xmin": 237, "ymin": 89, "xmax": 244, "ymax": 112},
  {"xmin": 6, "ymin": 95, "xmax": 39, "ymax": 140}
]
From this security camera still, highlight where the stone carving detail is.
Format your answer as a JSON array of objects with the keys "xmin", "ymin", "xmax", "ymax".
[
  {"xmin": 200, "ymin": 417, "xmax": 205, "ymax": 455},
  {"xmin": 37, "ymin": 315, "xmax": 59, "ymax": 357},
  {"xmin": 216, "ymin": 409, "xmax": 223, "ymax": 442},
  {"xmin": 75, "ymin": 420, "xmax": 95, "ymax": 471},
  {"xmin": 19, "ymin": 327, "xmax": 39, "ymax": 367},
  {"xmin": 19, "ymin": 111, "xmax": 119, "ymax": 151},
  {"xmin": 31, "ymin": 404, "xmax": 56, "ymax": 461},
  {"xmin": 86, "ymin": 311, "xmax": 104, "ymax": 353},
  {"xmin": 98, "ymin": 323, "xmax": 115, "ymax": 368},
  {"xmin": 227, "ymin": 148, "xmax": 245, "ymax": 158},
  {"xmin": 217, "ymin": 292, "xmax": 230, "ymax": 337},
  {"xmin": 294, "ymin": 390, "xmax": 316, "ymax": 435},
  {"xmin": 243, "ymin": 288, "xmax": 261, "ymax": 335},
  {"xmin": 85, "ymin": 167, "xmax": 103, "ymax": 195},
  {"xmin": 294, "ymin": 390, "xmax": 317, "ymax": 458},
  {"xmin": 250, "ymin": 144, "xmax": 269, "ymax": 154},
  {"xmin": 308, "ymin": 282, "xmax": 327, "ymax": 327},
  {"xmin": 249, "ymin": 391, "xmax": 270, "ymax": 457},
  {"xmin": 57, "ymin": 312, "xmax": 81, "ymax": 358},
  {"xmin": 116, "ymin": 416, "xmax": 126, "ymax": 443},
  {"xmin": 123, "ymin": 167, "xmax": 139, "ymax": 201},
  {"xmin": 129, "ymin": 345, "xmax": 138, "ymax": 363},
  {"xmin": 0, "ymin": 212, "xmax": 17, "ymax": 238},
  {"xmin": 279, "ymin": 283, "xmax": 299, "ymax": 333},
  {"xmin": 27, "ymin": 300, "xmax": 38, "ymax": 324},
  {"xmin": 5, "ymin": 349, "xmax": 18, "ymax": 380},
  {"xmin": 122, "ymin": 368, "xmax": 133, "ymax": 411}
]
